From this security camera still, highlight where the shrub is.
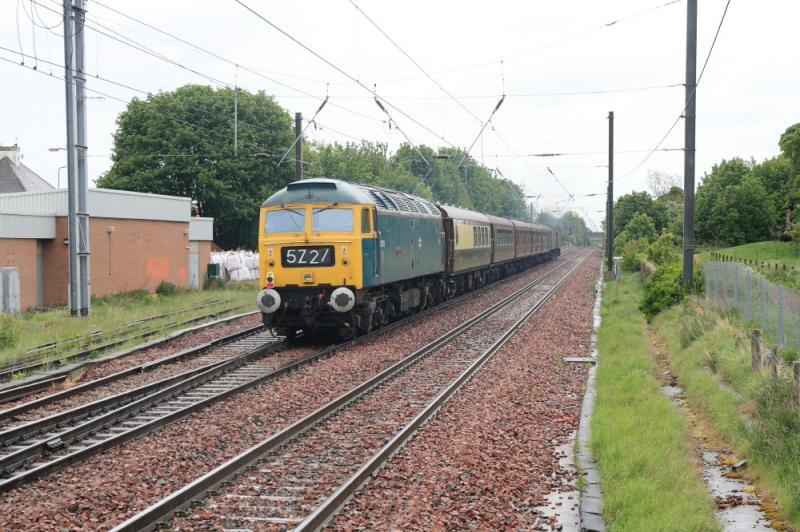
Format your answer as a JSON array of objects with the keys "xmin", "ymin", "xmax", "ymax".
[
  {"xmin": 648, "ymin": 231, "xmax": 678, "ymax": 265},
  {"xmin": 639, "ymin": 263, "xmax": 686, "ymax": 322},
  {"xmin": 203, "ymin": 277, "xmax": 226, "ymax": 290},
  {"xmin": 621, "ymin": 238, "xmax": 650, "ymax": 272},
  {"xmin": 779, "ymin": 349, "xmax": 798, "ymax": 364},
  {"xmin": 156, "ymin": 281, "xmax": 178, "ymax": 296},
  {"xmin": 0, "ymin": 314, "xmax": 20, "ymax": 349}
]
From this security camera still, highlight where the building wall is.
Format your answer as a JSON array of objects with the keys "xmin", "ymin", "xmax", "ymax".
[
  {"xmin": 197, "ymin": 240, "xmax": 211, "ymax": 281},
  {"xmin": 41, "ymin": 217, "xmax": 191, "ymax": 305},
  {"xmin": 0, "ymin": 238, "xmax": 37, "ymax": 310}
]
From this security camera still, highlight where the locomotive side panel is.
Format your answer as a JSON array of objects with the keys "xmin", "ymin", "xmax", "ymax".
[{"xmin": 364, "ymin": 211, "xmax": 444, "ymax": 287}]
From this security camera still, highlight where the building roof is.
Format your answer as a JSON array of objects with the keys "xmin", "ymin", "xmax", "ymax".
[{"xmin": 0, "ymin": 157, "xmax": 54, "ymax": 194}]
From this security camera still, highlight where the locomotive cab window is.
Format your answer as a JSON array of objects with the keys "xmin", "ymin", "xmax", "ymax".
[
  {"xmin": 266, "ymin": 208, "xmax": 305, "ymax": 233},
  {"xmin": 312, "ymin": 208, "xmax": 353, "ymax": 232}
]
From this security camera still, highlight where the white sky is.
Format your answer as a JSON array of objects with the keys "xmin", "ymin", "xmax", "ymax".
[{"xmin": 1, "ymin": 0, "xmax": 799, "ymax": 229}]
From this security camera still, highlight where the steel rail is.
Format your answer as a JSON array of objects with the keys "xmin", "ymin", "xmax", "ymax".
[
  {"xmin": 0, "ymin": 310, "xmax": 261, "ymax": 405},
  {"xmin": 299, "ymin": 252, "xmax": 588, "ymax": 531},
  {"xmin": 21, "ymin": 297, "xmax": 230, "ymax": 359},
  {"xmin": 0, "ymin": 324, "xmax": 267, "ymax": 422},
  {"xmin": 0, "ymin": 250, "xmax": 575, "ymax": 495},
  {"xmin": 111, "ymin": 250, "xmax": 586, "ymax": 531},
  {"xmin": 0, "ymin": 331, "xmax": 285, "ymax": 488},
  {"xmin": 0, "ymin": 302, "xmax": 251, "ymax": 382}
]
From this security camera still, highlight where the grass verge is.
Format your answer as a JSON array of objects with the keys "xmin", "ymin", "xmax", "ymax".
[
  {"xmin": 591, "ymin": 274, "xmax": 719, "ymax": 531},
  {"xmin": 654, "ymin": 298, "xmax": 800, "ymax": 526},
  {"xmin": 0, "ymin": 282, "xmax": 257, "ymax": 367}
]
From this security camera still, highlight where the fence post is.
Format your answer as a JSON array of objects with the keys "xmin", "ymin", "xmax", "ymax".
[
  {"xmin": 760, "ymin": 276, "xmax": 767, "ymax": 331},
  {"xmin": 777, "ymin": 285, "xmax": 785, "ymax": 348},
  {"xmin": 769, "ymin": 347, "xmax": 779, "ymax": 379},
  {"xmin": 751, "ymin": 329, "xmax": 763, "ymax": 371},
  {"xmin": 733, "ymin": 264, "xmax": 740, "ymax": 314},
  {"xmin": 793, "ymin": 361, "xmax": 800, "ymax": 407}
]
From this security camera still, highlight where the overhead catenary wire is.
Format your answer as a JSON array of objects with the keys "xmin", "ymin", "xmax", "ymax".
[
  {"xmin": 373, "ymin": 96, "xmax": 431, "ymax": 174},
  {"xmin": 0, "ymin": 51, "xmax": 294, "ymax": 158},
  {"xmin": 81, "ymin": 0, "xmax": 382, "ymax": 122},
  {"xmin": 483, "ymin": 148, "xmax": 684, "ymax": 158},
  {"xmin": 269, "ymin": 82, "xmax": 683, "ymax": 100},
  {"xmin": 0, "ymin": 44, "xmax": 300, "ymax": 153},
  {"xmin": 232, "ymin": 0, "xmax": 458, "ymax": 149},
  {"xmin": 618, "ymin": 0, "xmax": 732, "ymax": 182},
  {"xmin": 457, "ymin": 95, "xmax": 505, "ymax": 167},
  {"xmin": 378, "ymin": 0, "xmax": 684, "ymax": 85},
  {"xmin": 277, "ymin": 95, "xmax": 329, "ymax": 166},
  {"xmin": 31, "ymin": 0, "xmax": 386, "ymax": 124},
  {"xmin": 348, "ymin": 0, "xmax": 483, "ymax": 125}
]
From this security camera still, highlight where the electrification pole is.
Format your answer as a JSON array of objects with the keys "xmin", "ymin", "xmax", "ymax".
[
  {"xmin": 63, "ymin": 0, "xmax": 79, "ymax": 316},
  {"xmin": 607, "ymin": 111, "xmax": 614, "ymax": 273},
  {"xmin": 295, "ymin": 112, "xmax": 303, "ymax": 180},
  {"xmin": 74, "ymin": 0, "xmax": 90, "ymax": 316},
  {"xmin": 683, "ymin": 0, "xmax": 697, "ymax": 284}
]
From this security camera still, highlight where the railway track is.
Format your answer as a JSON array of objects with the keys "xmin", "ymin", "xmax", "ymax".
[
  {"xmin": 0, "ymin": 323, "xmax": 268, "ymax": 423},
  {"xmin": 113, "ymin": 249, "xmax": 589, "ymax": 531},
  {"xmin": 0, "ymin": 249, "xmax": 578, "ymax": 498},
  {"xmin": 0, "ymin": 301, "xmax": 251, "ymax": 384},
  {"xmin": 0, "ymin": 329, "xmax": 290, "ymax": 492}
]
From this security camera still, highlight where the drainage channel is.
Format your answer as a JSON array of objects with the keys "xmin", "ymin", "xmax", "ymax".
[{"xmin": 660, "ymin": 377, "xmax": 775, "ymax": 532}]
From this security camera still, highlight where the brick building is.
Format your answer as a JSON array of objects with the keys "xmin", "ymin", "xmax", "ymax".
[{"xmin": 0, "ymin": 165, "xmax": 214, "ymax": 311}]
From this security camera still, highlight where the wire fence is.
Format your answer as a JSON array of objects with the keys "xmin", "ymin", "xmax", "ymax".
[{"xmin": 703, "ymin": 261, "xmax": 800, "ymax": 351}]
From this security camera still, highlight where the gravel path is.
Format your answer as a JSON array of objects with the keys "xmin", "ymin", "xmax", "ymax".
[
  {"xmin": 331, "ymin": 251, "xmax": 599, "ymax": 530},
  {"xmin": 0, "ymin": 255, "xmax": 578, "ymax": 530},
  {"xmin": 0, "ymin": 314, "xmax": 262, "ymax": 421}
]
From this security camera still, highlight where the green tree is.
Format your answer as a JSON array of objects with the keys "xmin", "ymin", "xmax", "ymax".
[
  {"xmin": 656, "ymin": 185, "xmax": 684, "ymax": 236},
  {"xmin": 648, "ymin": 231, "xmax": 678, "ymax": 265},
  {"xmin": 536, "ymin": 211, "xmax": 591, "ymax": 245},
  {"xmin": 696, "ymin": 158, "xmax": 775, "ymax": 245},
  {"xmin": 613, "ymin": 191, "xmax": 667, "ymax": 238},
  {"xmin": 623, "ymin": 212, "xmax": 658, "ymax": 242},
  {"xmin": 779, "ymin": 123, "xmax": 800, "ymax": 176},
  {"xmin": 97, "ymin": 85, "xmax": 294, "ymax": 249},
  {"xmin": 751, "ymin": 156, "xmax": 793, "ymax": 231},
  {"xmin": 621, "ymin": 237, "xmax": 649, "ymax": 272}
]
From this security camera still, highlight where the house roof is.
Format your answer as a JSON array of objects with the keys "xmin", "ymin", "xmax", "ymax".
[{"xmin": 0, "ymin": 157, "xmax": 54, "ymax": 193}]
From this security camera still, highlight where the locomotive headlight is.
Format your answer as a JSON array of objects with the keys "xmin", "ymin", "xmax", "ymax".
[
  {"xmin": 329, "ymin": 287, "xmax": 355, "ymax": 313},
  {"xmin": 267, "ymin": 248, "xmax": 274, "ymax": 256},
  {"xmin": 256, "ymin": 288, "xmax": 281, "ymax": 313},
  {"xmin": 341, "ymin": 245, "xmax": 348, "ymax": 254}
]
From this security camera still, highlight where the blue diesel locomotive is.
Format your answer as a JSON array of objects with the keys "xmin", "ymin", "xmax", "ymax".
[{"xmin": 256, "ymin": 178, "xmax": 559, "ymax": 337}]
